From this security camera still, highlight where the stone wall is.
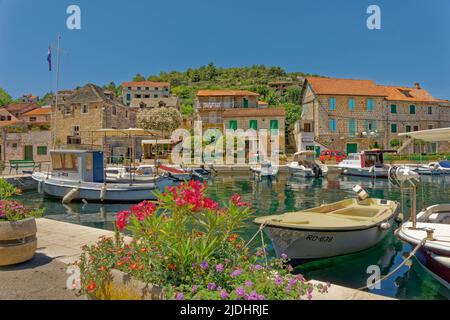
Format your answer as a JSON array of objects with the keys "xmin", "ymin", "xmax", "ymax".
[{"xmin": 2, "ymin": 130, "xmax": 51, "ymax": 163}]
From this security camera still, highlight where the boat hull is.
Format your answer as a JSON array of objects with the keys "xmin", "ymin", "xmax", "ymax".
[
  {"xmin": 36, "ymin": 178, "xmax": 174, "ymax": 203},
  {"xmin": 262, "ymin": 220, "xmax": 393, "ymax": 261},
  {"xmin": 287, "ymin": 166, "xmax": 327, "ymax": 178},
  {"xmin": 416, "ymin": 249, "xmax": 450, "ymax": 290},
  {"xmin": 339, "ymin": 167, "xmax": 388, "ymax": 178}
]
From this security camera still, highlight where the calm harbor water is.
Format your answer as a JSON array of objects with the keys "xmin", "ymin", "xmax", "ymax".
[{"xmin": 18, "ymin": 173, "xmax": 450, "ymax": 299}]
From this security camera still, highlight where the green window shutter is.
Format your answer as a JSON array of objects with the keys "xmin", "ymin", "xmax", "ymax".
[
  {"xmin": 329, "ymin": 119, "xmax": 336, "ymax": 132},
  {"xmin": 37, "ymin": 146, "xmax": 47, "ymax": 155},
  {"xmin": 270, "ymin": 120, "xmax": 278, "ymax": 130},
  {"xmin": 367, "ymin": 99, "xmax": 373, "ymax": 111},
  {"xmin": 406, "ymin": 125, "xmax": 411, "ymax": 132},
  {"xmin": 391, "ymin": 124, "xmax": 397, "ymax": 133},
  {"xmin": 372, "ymin": 120, "xmax": 377, "ymax": 130},
  {"xmin": 229, "ymin": 120, "xmax": 237, "ymax": 130},
  {"xmin": 349, "ymin": 119, "xmax": 356, "ymax": 136},
  {"xmin": 391, "ymin": 104, "xmax": 397, "ymax": 113},
  {"xmin": 249, "ymin": 120, "xmax": 258, "ymax": 130},
  {"xmin": 410, "ymin": 105, "xmax": 416, "ymax": 114},
  {"xmin": 348, "ymin": 98, "xmax": 355, "ymax": 111},
  {"xmin": 329, "ymin": 97, "xmax": 336, "ymax": 110}
]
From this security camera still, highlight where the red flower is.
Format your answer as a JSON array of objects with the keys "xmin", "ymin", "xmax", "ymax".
[
  {"xmin": 231, "ymin": 194, "xmax": 251, "ymax": 207},
  {"xmin": 98, "ymin": 266, "xmax": 107, "ymax": 272},
  {"xmin": 130, "ymin": 201, "xmax": 156, "ymax": 221},
  {"xmin": 130, "ymin": 263, "xmax": 138, "ymax": 270},
  {"xmin": 116, "ymin": 261, "xmax": 125, "ymax": 267},
  {"xmin": 196, "ymin": 231, "xmax": 203, "ymax": 238},
  {"xmin": 116, "ymin": 211, "xmax": 131, "ymax": 230},
  {"xmin": 86, "ymin": 282, "xmax": 96, "ymax": 292},
  {"xmin": 227, "ymin": 234, "xmax": 239, "ymax": 242},
  {"xmin": 168, "ymin": 263, "xmax": 176, "ymax": 271},
  {"xmin": 203, "ymin": 197, "xmax": 218, "ymax": 210}
]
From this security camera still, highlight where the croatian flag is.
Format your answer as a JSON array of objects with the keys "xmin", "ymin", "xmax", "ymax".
[{"xmin": 47, "ymin": 46, "xmax": 52, "ymax": 71}]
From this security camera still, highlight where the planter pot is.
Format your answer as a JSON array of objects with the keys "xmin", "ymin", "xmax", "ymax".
[
  {"xmin": 89, "ymin": 269, "xmax": 165, "ymax": 300},
  {"xmin": 0, "ymin": 217, "xmax": 37, "ymax": 266}
]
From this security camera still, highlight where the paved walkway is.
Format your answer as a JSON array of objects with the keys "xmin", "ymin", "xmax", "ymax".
[{"xmin": 0, "ymin": 218, "xmax": 393, "ymax": 300}]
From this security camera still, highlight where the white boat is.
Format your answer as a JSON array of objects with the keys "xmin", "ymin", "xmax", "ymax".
[
  {"xmin": 105, "ymin": 165, "xmax": 161, "ymax": 183},
  {"xmin": 391, "ymin": 166, "xmax": 450, "ymax": 289},
  {"xmin": 250, "ymin": 161, "xmax": 279, "ymax": 178},
  {"xmin": 287, "ymin": 151, "xmax": 328, "ymax": 178},
  {"xmin": 254, "ymin": 186, "xmax": 398, "ymax": 261},
  {"xmin": 32, "ymin": 150, "xmax": 174, "ymax": 203},
  {"xmin": 338, "ymin": 149, "xmax": 397, "ymax": 178},
  {"xmin": 413, "ymin": 161, "xmax": 450, "ymax": 175}
]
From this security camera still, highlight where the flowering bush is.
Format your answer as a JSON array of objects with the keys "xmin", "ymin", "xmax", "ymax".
[
  {"xmin": 77, "ymin": 180, "xmax": 328, "ymax": 300},
  {"xmin": 0, "ymin": 179, "xmax": 43, "ymax": 221}
]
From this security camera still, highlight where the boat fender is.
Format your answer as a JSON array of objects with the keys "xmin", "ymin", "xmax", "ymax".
[
  {"xmin": 62, "ymin": 187, "xmax": 80, "ymax": 204},
  {"xmin": 379, "ymin": 222, "xmax": 391, "ymax": 231},
  {"xmin": 38, "ymin": 180, "xmax": 44, "ymax": 194},
  {"xmin": 352, "ymin": 184, "xmax": 369, "ymax": 201},
  {"xmin": 395, "ymin": 212, "xmax": 404, "ymax": 224},
  {"xmin": 100, "ymin": 184, "xmax": 107, "ymax": 201}
]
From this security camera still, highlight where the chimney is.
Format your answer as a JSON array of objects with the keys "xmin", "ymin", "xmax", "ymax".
[{"xmin": 414, "ymin": 82, "xmax": 421, "ymax": 89}]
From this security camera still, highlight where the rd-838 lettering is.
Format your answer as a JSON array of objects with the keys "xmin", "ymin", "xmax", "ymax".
[{"xmin": 305, "ymin": 235, "xmax": 333, "ymax": 242}]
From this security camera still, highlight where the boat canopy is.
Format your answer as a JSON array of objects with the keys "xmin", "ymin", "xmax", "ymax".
[
  {"xmin": 398, "ymin": 127, "xmax": 450, "ymax": 142},
  {"xmin": 50, "ymin": 150, "xmax": 104, "ymax": 183}
]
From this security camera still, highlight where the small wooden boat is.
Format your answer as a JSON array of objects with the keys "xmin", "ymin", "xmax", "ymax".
[
  {"xmin": 413, "ymin": 161, "xmax": 450, "ymax": 175},
  {"xmin": 254, "ymin": 196, "xmax": 398, "ymax": 261},
  {"xmin": 287, "ymin": 151, "xmax": 328, "ymax": 178}
]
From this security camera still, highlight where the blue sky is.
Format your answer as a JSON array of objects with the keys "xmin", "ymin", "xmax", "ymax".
[{"xmin": 0, "ymin": 0, "xmax": 449, "ymax": 99}]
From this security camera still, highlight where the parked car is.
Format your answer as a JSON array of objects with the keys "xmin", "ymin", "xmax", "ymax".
[{"xmin": 319, "ymin": 150, "xmax": 346, "ymax": 163}]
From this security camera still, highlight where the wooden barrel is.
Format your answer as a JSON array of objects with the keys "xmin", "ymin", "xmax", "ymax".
[{"xmin": 0, "ymin": 218, "xmax": 37, "ymax": 266}]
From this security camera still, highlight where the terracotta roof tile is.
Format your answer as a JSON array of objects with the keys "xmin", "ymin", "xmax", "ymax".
[
  {"xmin": 197, "ymin": 90, "xmax": 259, "ymax": 97},
  {"xmin": 306, "ymin": 77, "xmax": 387, "ymax": 97},
  {"xmin": 379, "ymin": 85, "xmax": 446, "ymax": 103},
  {"xmin": 22, "ymin": 107, "xmax": 52, "ymax": 116},
  {"xmin": 122, "ymin": 81, "xmax": 170, "ymax": 88},
  {"xmin": 223, "ymin": 107, "xmax": 285, "ymax": 118}
]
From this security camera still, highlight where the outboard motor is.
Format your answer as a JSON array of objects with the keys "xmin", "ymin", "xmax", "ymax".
[{"xmin": 312, "ymin": 164, "xmax": 322, "ymax": 178}]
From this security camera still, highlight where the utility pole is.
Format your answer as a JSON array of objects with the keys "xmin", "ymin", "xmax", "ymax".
[{"xmin": 52, "ymin": 35, "xmax": 61, "ymax": 148}]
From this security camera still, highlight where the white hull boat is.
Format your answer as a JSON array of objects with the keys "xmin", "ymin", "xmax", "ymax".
[
  {"xmin": 250, "ymin": 161, "xmax": 279, "ymax": 178},
  {"xmin": 254, "ymin": 195, "xmax": 398, "ymax": 261},
  {"xmin": 338, "ymin": 149, "xmax": 397, "ymax": 178},
  {"xmin": 32, "ymin": 149, "xmax": 175, "ymax": 203},
  {"xmin": 287, "ymin": 150, "xmax": 328, "ymax": 178},
  {"xmin": 413, "ymin": 161, "xmax": 450, "ymax": 175}
]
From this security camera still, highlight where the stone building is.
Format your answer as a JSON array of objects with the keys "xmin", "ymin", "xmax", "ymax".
[
  {"xmin": 195, "ymin": 90, "xmax": 286, "ymax": 153},
  {"xmin": 3, "ymin": 102, "xmax": 39, "ymax": 118},
  {"xmin": 1, "ymin": 129, "xmax": 51, "ymax": 164},
  {"xmin": 121, "ymin": 81, "xmax": 170, "ymax": 106},
  {"xmin": 130, "ymin": 96, "xmax": 181, "ymax": 110},
  {"xmin": 21, "ymin": 106, "xmax": 52, "ymax": 126},
  {"xmin": 295, "ymin": 77, "xmax": 450, "ymax": 155},
  {"xmin": 52, "ymin": 84, "xmax": 137, "ymax": 158}
]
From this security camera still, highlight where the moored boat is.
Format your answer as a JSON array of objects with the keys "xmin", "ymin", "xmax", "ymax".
[
  {"xmin": 413, "ymin": 161, "xmax": 450, "ymax": 175},
  {"xmin": 250, "ymin": 161, "xmax": 279, "ymax": 178},
  {"xmin": 254, "ymin": 188, "xmax": 398, "ymax": 261},
  {"xmin": 287, "ymin": 150, "xmax": 328, "ymax": 178},
  {"xmin": 338, "ymin": 149, "xmax": 397, "ymax": 178},
  {"xmin": 32, "ymin": 150, "xmax": 175, "ymax": 203}
]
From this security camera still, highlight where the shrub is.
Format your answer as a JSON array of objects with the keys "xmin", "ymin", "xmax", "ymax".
[
  {"xmin": 0, "ymin": 179, "xmax": 43, "ymax": 221},
  {"xmin": 77, "ymin": 181, "xmax": 327, "ymax": 300}
]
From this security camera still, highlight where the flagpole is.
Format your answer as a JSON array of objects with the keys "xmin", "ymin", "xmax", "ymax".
[{"xmin": 52, "ymin": 35, "xmax": 61, "ymax": 148}]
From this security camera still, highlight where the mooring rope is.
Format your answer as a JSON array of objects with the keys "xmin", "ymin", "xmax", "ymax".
[
  {"xmin": 244, "ymin": 222, "xmax": 269, "ymax": 267},
  {"xmin": 357, "ymin": 238, "xmax": 427, "ymax": 291}
]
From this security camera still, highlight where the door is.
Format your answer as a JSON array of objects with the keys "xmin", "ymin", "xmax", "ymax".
[
  {"xmin": 304, "ymin": 123, "xmax": 311, "ymax": 132},
  {"xmin": 346, "ymin": 143, "xmax": 358, "ymax": 154},
  {"xmin": 243, "ymin": 98, "xmax": 249, "ymax": 108},
  {"xmin": 24, "ymin": 145, "xmax": 33, "ymax": 161},
  {"xmin": 315, "ymin": 146, "xmax": 321, "ymax": 158}
]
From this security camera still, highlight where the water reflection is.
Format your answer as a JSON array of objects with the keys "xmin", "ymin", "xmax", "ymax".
[{"xmin": 17, "ymin": 172, "xmax": 450, "ymax": 299}]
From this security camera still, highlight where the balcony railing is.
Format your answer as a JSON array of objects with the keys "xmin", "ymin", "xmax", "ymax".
[{"xmin": 197, "ymin": 102, "xmax": 235, "ymax": 109}]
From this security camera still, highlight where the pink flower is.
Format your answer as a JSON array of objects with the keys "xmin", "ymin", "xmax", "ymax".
[
  {"xmin": 116, "ymin": 210, "xmax": 131, "ymax": 230},
  {"xmin": 231, "ymin": 194, "xmax": 251, "ymax": 207},
  {"xmin": 130, "ymin": 200, "xmax": 156, "ymax": 221},
  {"xmin": 220, "ymin": 290, "xmax": 229, "ymax": 299}
]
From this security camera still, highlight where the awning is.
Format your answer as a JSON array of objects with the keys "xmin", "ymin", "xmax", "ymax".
[
  {"xmin": 398, "ymin": 127, "xmax": 450, "ymax": 142},
  {"xmin": 141, "ymin": 139, "xmax": 176, "ymax": 145},
  {"xmin": 94, "ymin": 128, "xmax": 158, "ymax": 137}
]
